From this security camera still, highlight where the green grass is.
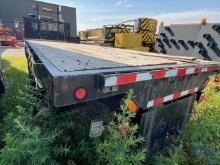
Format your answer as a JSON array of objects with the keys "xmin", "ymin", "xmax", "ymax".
[
  {"xmin": 0, "ymin": 55, "xmax": 28, "ymax": 151},
  {"xmin": 0, "ymin": 55, "xmax": 220, "ymax": 164},
  {"xmin": 0, "ymin": 55, "xmax": 28, "ymax": 113},
  {"xmin": 0, "ymin": 55, "xmax": 57, "ymax": 164}
]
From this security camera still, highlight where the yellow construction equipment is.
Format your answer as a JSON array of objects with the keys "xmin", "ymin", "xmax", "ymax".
[
  {"xmin": 103, "ymin": 25, "xmax": 131, "ymax": 47},
  {"xmin": 137, "ymin": 18, "xmax": 158, "ymax": 47},
  {"xmin": 79, "ymin": 28, "xmax": 104, "ymax": 40},
  {"xmin": 78, "ymin": 31, "xmax": 87, "ymax": 41},
  {"xmin": 79, "ymin": 17, "xmax": 158, "ymax": 51},
  {"xmin": 104, "ymin": 17, "xmax": 158, "ymax": 50},
  {"xmin": 78, "ymin": 28, "xmax": 104, "ymax": 45},
  {"xmin": 115, "ymin": 33, "xmax": 142, "ymax": 48},
  {"xmin": 87, "ymin": 28, "xmax": 104, "ymax": 39}
]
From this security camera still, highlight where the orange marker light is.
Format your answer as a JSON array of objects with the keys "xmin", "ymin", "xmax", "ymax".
[{"xmin": 126, "ymin": 100, "xmax": 138, "ymax": 113}]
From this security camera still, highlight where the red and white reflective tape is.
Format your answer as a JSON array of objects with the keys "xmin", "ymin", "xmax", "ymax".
[
  {"xmin": 104, "ymin": 64, "xmax": 220, "ymax": 87},
  {"xmin": 146, "ymin": 87, "xmax": 199, "ymax": 108}
]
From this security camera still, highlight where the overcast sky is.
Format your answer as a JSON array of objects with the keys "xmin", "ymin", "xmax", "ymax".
[{"xmin": 41, "ymin": 0, "xmax": 220, "ymax": 31}]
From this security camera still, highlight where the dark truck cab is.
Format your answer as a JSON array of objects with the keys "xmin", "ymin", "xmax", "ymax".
[{"xmin": 25, "ymin": 40, "xmax": 220, "ymax": 152}]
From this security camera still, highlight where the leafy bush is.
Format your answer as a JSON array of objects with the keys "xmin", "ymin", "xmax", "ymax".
[
  {"xmin": 0, "ymin": 83, "xmax": 57, "ymax": 164},
  {"xmin": 97, "ymin": 90, "xmax": 147, "ymax": 165}
]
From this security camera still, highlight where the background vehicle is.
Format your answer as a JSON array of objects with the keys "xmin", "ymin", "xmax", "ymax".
[{"xmin": 0, "ymin": 27, "xmax": 18, "ymax": 46}]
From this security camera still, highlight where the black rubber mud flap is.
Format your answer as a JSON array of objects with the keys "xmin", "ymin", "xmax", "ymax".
[{"xmin": 139, "ymin": 95, "xmax": 196, "ymax": 153}]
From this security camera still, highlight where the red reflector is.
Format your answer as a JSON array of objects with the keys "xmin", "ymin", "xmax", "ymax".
[
  {"xmin": 153, "ymin": 70, "xmax": 166, "ymax": 79},
  {"xmin": 153, "ymin": 97, "xmax": 164, "ymax": 106},
  {"xmin": 74, "ymin": 87, "xmax": 87, "ymax": 100},
  {"xmin": 173, "ymin": 92, "xmax": 182, "ymax": 99},
  {"xmin": 188, "ymin": 88, "xmax": 195, "ymax": 94},
  {"xmin": 194, "ymin": 67, "xmax": 200, "ymax": 74},
  {"xmin": 117, "ymin": 73, "xmax": 137, "ymax": 85},
  {"xmin": 177, "ymin": 68, "xmax": 187, "ymax": 76},
  {"xmin": 207, "ymin": 66, "xmax": 214, "ymax": 71}
]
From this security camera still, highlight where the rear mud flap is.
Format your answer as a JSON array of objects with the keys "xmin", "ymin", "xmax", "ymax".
[{"xmin": 139, "ymin": 95, "xmax": 196, "ymax": 153}]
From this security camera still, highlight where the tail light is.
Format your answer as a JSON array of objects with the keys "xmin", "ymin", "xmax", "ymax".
[{"xmin": 74, "ymin": 87, "xmax": 87, "ymax": 100}]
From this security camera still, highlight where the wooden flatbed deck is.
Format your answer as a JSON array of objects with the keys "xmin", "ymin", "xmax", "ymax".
[{"xmin": 27, "ymin": 40, "xmax": 215, "ymax": 73}]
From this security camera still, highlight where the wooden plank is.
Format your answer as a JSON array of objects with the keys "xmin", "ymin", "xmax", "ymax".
[{"xmin": 28, "ymin": 40, "xmax": 213, "ymax": 72}]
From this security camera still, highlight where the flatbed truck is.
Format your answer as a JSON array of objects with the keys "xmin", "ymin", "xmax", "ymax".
[{"xmin": 25, "ymin": 40, "xmax": 220, "ymax": 152}]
